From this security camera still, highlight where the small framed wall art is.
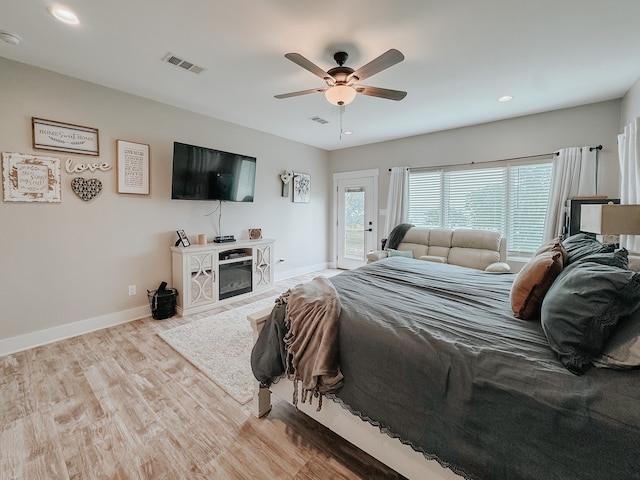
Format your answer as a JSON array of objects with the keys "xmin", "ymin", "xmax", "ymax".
[
  {"xmin": 2, "ymin": 152, "xmax": 61, "ymax": 203},
  {"xmin": 293, "ymin": 172, "xmax": 310, "ymax": 203},
  {"xmin": 32, "ymin": 117, "xmax": 99, "ymax": 156},
  {"xmin": 116, "ymin": 140, "xmax": 150, "ymax": 195}
]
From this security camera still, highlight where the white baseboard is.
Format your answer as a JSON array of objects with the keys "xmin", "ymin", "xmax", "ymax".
[
  {"xmin": 1, "ymin": 263, "xmax": 336, "ymax": 357},
  {"xmin": 274, "ymin": 262, "xmax": 332, "ymax": 282},
  {"xmin": 0, "ymin": 305, "xmax": 150, "ymax": 357}
]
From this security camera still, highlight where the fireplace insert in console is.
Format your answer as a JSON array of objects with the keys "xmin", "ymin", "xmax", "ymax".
[{"xmin": 219, "ymin": 258, "xmax": 252, "ymax": 300}]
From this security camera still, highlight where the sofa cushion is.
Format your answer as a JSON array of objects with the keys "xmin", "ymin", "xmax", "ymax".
[
  {"xmin": 452, "ymin": 229, "xmax": 501, "ymax": 251},
  {"xmin": 418, "ymin": 255, "xmax": 447, "ymax": 263},
  {"xmin": 448, "ymin": 229, "xmax": 502, "ymax": 270}
]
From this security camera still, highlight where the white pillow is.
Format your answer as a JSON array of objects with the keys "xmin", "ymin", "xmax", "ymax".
[{"xmin": 484, "ymin": 262, "xmax": 511, "ymax": 273}]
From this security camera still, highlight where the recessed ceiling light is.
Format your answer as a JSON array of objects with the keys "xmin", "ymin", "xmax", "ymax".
[
  {"xmin": 342, "ymin": 130, "xmax": 353, "ymax": 135},
  {"xmin": 0, "ymin": 30, "xmax": 23, "ymax": 46},
  {"xmin": 498, "ymin": 95, "xmax": 514, "ymax": 102},
  {"xmin": 47, "ymin": 6, "xmax": 80, "ymax": 25}
]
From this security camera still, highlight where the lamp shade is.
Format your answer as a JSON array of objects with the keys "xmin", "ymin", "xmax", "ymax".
[
  {"xmin": 325, "ymin": 85, "xmax": 357, "ymax": 106},
  {"xmin": 580, "ymin": 204, "xmax": 640, "ymax": 235}
]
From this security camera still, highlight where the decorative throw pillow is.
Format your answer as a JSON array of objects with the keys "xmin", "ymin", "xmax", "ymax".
[
  {"xmin": 577, "ymin": 248, "xmax": 629, "ymax": 269},
  {"xmin": 541, "ymin": 261, "xmax": 640, "ymax": 374},
  {"xmin": 534, "ymin": 236, "xmax": 569, "ymax": 266},
  {"xmin": 484, "ymin": 262, "xmax": 511, "ymax": 273},
  {"xmin": 562, "ymin": 233, "xmax": 615, "ymax": 265},
  {"xmin": 387, "ymin": 249, "xmax": 413, "ymax": 258},
  {"xmin": 510, "ymin": 250, "xmax": 564, "ymax": 320},
  {"xmin": 593, "ymin": 308, "xmax": 640, "ymax": 369}
]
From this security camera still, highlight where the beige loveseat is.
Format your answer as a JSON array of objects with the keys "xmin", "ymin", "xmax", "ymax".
[{"xmin": 367, "ymin": 227, "xmax": 510, "ymax": 272}]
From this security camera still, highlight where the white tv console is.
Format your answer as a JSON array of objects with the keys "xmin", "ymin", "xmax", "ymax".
[{"xmin": 171, "ymin": 238, "xmax": 274, "ymax": 316}]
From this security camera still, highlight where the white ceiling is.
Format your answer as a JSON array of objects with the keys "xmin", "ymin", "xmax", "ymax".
[{"xmin": 1, "ymin": 0, "xmax": 640, "ymax": 151}]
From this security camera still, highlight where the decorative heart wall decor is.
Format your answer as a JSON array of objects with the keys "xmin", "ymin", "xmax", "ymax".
[{"xmin": 71, "ymin": 177, "xmax": 103, "ymax": 201}]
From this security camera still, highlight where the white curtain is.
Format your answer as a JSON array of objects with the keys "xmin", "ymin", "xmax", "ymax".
[
  {"xmin": 384, "ymin": 166, "xmax": 409, "ymax": 238},
  {"xmin": 542, "ymin": 146, "xmax": 597, "ymax": 241},
  {"xmin": 618, "ymin": 117, "xmax": 640, "ymax": 252}
]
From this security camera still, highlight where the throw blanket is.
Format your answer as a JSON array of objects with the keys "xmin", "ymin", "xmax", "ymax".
[
  {"xmin": 284, "ymin": 276, "xmax": 343, "ymax": 410},
  {"xmin": 386, "ymin": 223, "xmax": 413, "ymax": 250},
  {"xmin": 250, "ymin": 276, "xmax": 343, "ymax": 411}
]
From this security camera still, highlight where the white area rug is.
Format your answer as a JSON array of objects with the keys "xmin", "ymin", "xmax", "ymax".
[{"xmin": 158, "ymin": 296, "xmax": 277, "ymax": 405}]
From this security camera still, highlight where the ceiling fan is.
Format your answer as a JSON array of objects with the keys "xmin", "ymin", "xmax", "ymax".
[{"xmin": 274, "ymin": 49, "xmax": 407, "ymax": 106}]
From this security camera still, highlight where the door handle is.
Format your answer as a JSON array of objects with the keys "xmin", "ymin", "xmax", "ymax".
[{"xmin": 364, "ymin": 228, "xmax": 372, "ymax": 232}]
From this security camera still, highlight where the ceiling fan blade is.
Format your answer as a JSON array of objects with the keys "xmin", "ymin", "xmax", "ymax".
[
  {"xmin": 284, "ymin": 53, "xmax": 334, "ymax": 82},
  {"xmin": 274, "ymin": 87, "xmax": 327, "ymax": 99},
  {"xmin": 348, "ymin": 49, "xmax": 405, "ymax": 83},
  {"xmin": 355, "ymin": 85, "xmax": 407, "ymax": 101}
]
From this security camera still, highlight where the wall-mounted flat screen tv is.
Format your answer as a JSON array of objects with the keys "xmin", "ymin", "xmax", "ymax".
[{"xmin": 171, "ymin": 142, "xmax": 256, "ymax": 202}]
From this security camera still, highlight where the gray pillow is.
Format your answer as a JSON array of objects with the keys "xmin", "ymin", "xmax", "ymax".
[
  {"xmin": 562, "ymin": 233, "xmax": 615, "ymax": 265},
  {"xmin": 593, "ymin": 308, "xmax": 640, "ymax": 369},
  {"xmin": 541, "ymin": 261, "xmax": 640, "ymax": 374},
  {"xmin": 579, "ymin": 248, "xmax": 629, "ymax": 269}
]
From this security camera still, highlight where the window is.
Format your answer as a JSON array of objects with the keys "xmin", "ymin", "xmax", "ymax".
[{"xmin": 408, "ymin": 160, "xmax": 552, "ymax": 257}]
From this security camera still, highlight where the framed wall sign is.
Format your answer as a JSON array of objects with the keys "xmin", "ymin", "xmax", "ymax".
[
  {"xmin": 32, "ymin": 117, "xmax": 99, "ymax": 156},
  {"xmin": 116, "ymin": 140, "xmax": 150, "ymax": 195},
  {"xmin": 2, "ymin": 152, "xmax": 61, "ymax": 202}
]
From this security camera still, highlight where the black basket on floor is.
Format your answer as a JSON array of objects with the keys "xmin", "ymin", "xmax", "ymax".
[{"xmin": 147, "ymin": 282, "xmax": 178, "ymax": 320}]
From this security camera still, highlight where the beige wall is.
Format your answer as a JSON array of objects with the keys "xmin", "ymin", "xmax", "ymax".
[
  {"xmin": 0, "ymin": 57, "xmax": 331, "ymax": 347},
  {"xmin": 329, "ymin": 100, "xmax": 623, "ymax": 246}
]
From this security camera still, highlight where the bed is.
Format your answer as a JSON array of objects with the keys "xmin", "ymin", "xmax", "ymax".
[{"xmin": 250, "ymin": 250, "xmax": 640, "ymax": 480}]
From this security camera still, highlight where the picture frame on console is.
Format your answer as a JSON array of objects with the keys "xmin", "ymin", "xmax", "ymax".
[{"xmin": 176, "ymin": 230, "xmax": 190, "ymax": 247}]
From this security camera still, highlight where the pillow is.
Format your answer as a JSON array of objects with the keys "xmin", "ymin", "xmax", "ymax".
[
  {"xmin": 534, "ymin": 236, "xmax": 569, "ymax": 266},
  {"xmin": 577, "ymin": 248, "xmax": 629, "ymax": 269},
  {"xmin": 562, "ymin": 233, "xmax": 615, "ymax": 265},
  {"xmin": 628, "ymin": 254, "xmax": 640, "ymax": 272},
  {"xmin": 510, "ymin": 251, "xmax": 564, "ymax": 320},
  {"xmin": 485, "ymin": 262, "xmax": 511, "ymax": 273},
  {"xmin": 593, "ymin": 308, "xmax": 640, "ymax": 369},
  {"xmin": 387, "ymin": 249, "xmax": 413, "ymax": 258},
  {"xmin": 541, "ymin": 261, "xmax": 640, "ymax": 374}
]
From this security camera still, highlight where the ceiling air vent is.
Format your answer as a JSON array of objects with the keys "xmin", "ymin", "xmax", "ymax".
[
  {"xmin": 309, "ymin": 115, "xmax": 330, "ymax": 125},
  {"xmin": 162, "ymin": 53, "xmax": 207, "ymax": 75}
]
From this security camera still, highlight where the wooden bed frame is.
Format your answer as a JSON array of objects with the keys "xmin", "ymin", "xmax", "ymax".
[{"xmin": 248, "ymin": 307, "xmax": 462, "ymax": 480}]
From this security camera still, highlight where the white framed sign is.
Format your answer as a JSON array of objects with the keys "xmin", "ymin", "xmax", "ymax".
[
  {"xmin": 116, "ymin": 140, "xmax": 150, "ymax": 195},
  {"xmin": 32, "ymin": 117, "xmax": 99, "ymax": 156},
  {"xmin": 2, "ymin": 152, "xmax": 61, "ymax": 202}
]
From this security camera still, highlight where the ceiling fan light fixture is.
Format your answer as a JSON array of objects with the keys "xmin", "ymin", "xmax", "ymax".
[{"xmin": 325, "ymin": 85, "xmax": 357, "ymax": 106}]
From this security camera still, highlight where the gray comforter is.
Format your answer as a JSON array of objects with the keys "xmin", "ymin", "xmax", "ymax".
[{"xmin": 253, "ymin": 257, "xmax": 640, "ymax": 480}]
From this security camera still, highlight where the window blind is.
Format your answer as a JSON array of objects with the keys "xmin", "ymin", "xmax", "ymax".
[{"xmin": 408, "ymin": 160, "xmax": 552, "ymax": 256}]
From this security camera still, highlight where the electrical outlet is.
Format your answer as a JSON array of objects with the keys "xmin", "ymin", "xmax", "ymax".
[{"xmin": 128, "ymin": 285, "xmax": 136, "ymax": 296}]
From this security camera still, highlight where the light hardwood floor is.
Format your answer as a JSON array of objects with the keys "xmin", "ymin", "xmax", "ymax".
[{"xmin": 1, "ymin": 269, "xmax": 406, "ymax": 480}]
